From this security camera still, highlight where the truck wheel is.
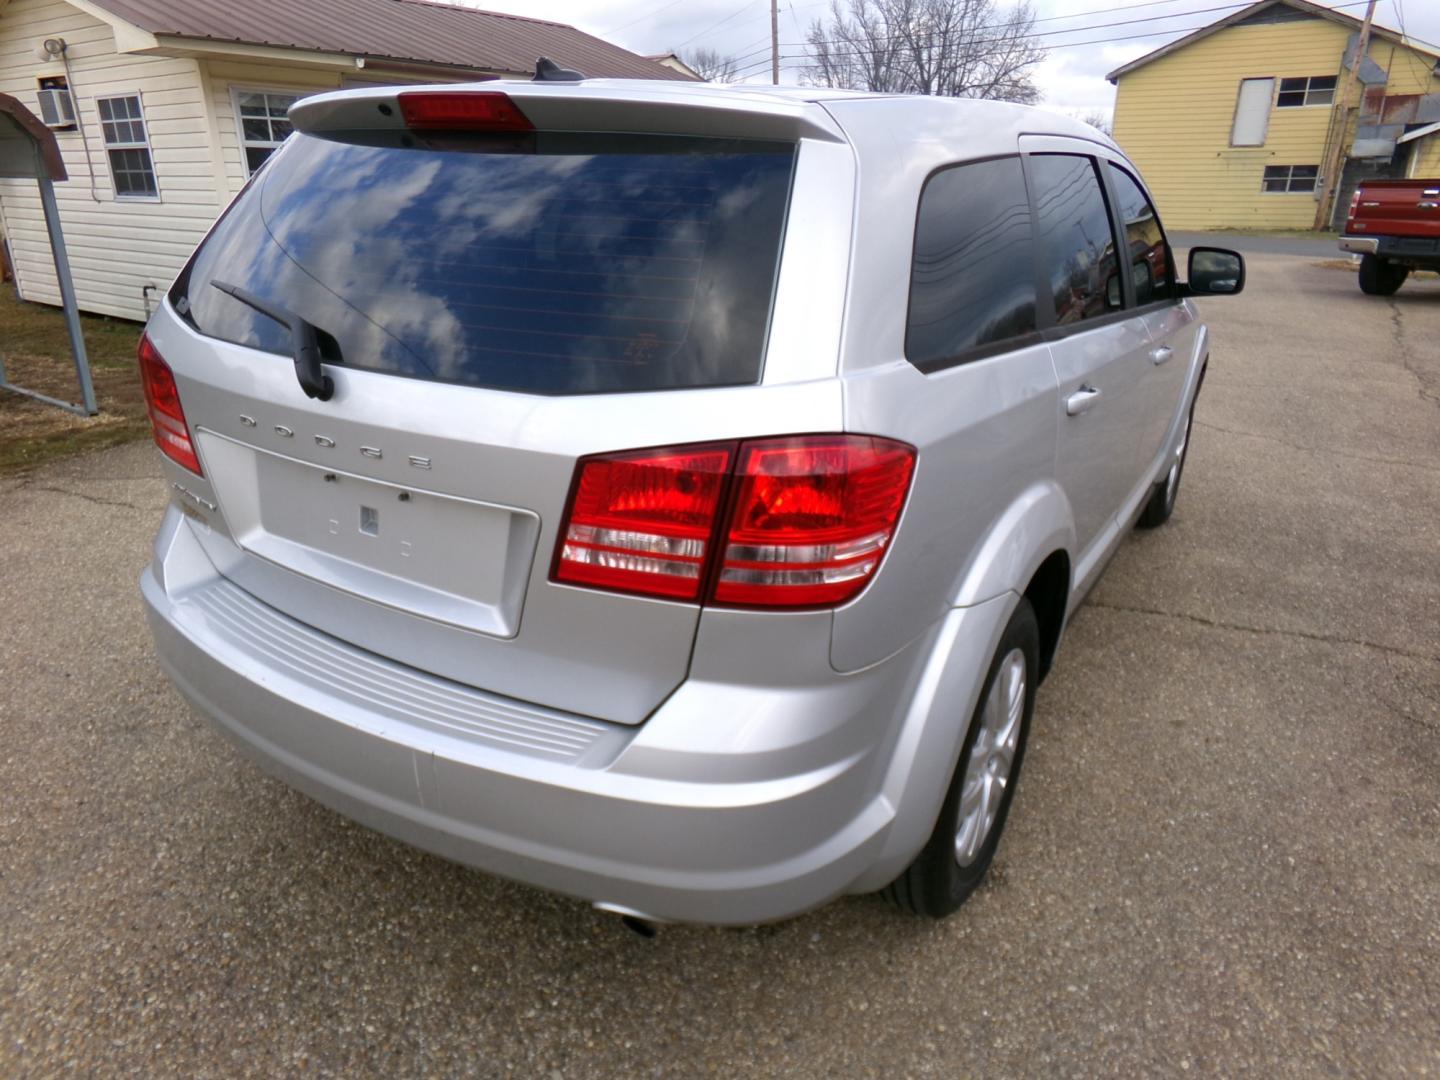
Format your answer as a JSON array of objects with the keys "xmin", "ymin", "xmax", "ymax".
[
  {"xmin": 1358, "ymin": 254, "xmax": 1409, "ymax": 296},
  {"xmin": 881, "ymin": 599, "xmax": 1038, "ymax": 918}
]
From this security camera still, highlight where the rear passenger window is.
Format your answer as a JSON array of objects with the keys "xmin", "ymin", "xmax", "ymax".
[
  {"xmin": 1028, "ymin": 154, "xmax": 1122, "ymax": 326},
  {"xmin": 1107, "ymin": 164, "xmax": 1174, "ymax": 305},
  {"xmin": 905, "ymin": 156, "xmax": 1038, "ymax": 368}
]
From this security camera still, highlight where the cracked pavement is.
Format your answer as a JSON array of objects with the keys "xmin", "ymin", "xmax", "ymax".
[{"xmin": 1, "ymin": 253, "xmax": 1437, "ymax": 1076}]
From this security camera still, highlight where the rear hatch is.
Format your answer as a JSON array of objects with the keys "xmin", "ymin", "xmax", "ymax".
[
  {"xmin": 148, "ymin": 84, "xmax": 852, "ymax": 724},
  {"xmin": 1347, "ymin": 179, "xmax": 1440, "ymax": 246}
]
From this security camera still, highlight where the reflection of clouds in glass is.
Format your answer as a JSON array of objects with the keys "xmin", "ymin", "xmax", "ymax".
[
  {"xmin": 433, "ymin": 155, "xmax": 593, "ymax": 240},
  {"xmin": 186, "ymin": 135, "xmax": 793, "ymax": 393},
  {"xmin": 715, "ymin": 180, "xmax": 763, "ymax": 219}
]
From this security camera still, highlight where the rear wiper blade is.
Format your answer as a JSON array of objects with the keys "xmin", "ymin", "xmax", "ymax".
[{"xmin": 210, "ymin": 280, "xmax": 336, "ymax": 401}]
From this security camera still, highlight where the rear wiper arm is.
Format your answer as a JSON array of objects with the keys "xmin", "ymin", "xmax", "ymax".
[{"xmin": 211, "ymin": 280, "xmax": 336, "ymax": 401}]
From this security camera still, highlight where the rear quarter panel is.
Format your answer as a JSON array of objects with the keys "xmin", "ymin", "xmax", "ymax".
[{"xmin": 821, "ymin": 98, "xmax": 1072, "ymax": 672}]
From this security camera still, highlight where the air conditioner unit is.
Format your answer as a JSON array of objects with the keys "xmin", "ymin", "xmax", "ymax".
[{"xmin": 37, "ymin": 87, "xmax": 76, "ymax": 128}]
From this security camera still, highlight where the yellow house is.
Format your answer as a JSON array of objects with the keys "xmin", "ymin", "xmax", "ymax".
[{"xmin": 1108, "ymin": 0, "xmax": 1440, "ymax": 230}]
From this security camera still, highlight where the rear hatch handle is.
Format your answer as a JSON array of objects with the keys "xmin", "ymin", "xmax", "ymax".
[{"xmin": 210, "ymin": 280, "xmax": 336, "ymax": 401}]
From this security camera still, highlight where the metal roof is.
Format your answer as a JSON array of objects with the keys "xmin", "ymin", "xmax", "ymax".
[
  {"xmin": 0, "ymin": 92, "xmax": 68, "ymax": 180},
  {"xmin": 1105, "ymin": 0, "xmax": 1440, "ymax": 84},
  {"xmin": 81, "ymin": 0, "xmax": 691, "ymax": 80},
  {"xmin": 1398, "ymin": 119, "xmax": 1440, "ymax": 143}
]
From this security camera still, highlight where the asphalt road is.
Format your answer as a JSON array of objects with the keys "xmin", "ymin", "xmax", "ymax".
[
  {"xmin": 1170, "ymin": 230, "xmax": 1341, "ymax": 257},
  {"xmin": 2, "ymin": 254, "xmax": 1437, "ymax": 1077}
]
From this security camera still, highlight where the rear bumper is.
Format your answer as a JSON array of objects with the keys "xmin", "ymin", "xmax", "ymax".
[
  {"xmin": 1340, "ymin": 234, "xmax": 1440, "ymax": 260},
  {"xmin": 1338, "ymin": 236, "xmax": 1379, "ymax": 255},
  {"xmin": 142, "ymin": 508, "xmax": 1011, "ymax": 924}
]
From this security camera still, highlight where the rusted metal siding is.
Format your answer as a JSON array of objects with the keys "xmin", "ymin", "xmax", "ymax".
[{"xmin": 87, "ymin": 0, "xmax": 691, "ymax": 80}]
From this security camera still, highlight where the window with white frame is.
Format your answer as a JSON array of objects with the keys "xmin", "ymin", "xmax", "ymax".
[
  {"xmin": 97, "ymin": 94, "xmax": 158, "ymax": 199},
  {"xmin": 235, "ymin": 90, "xmax": 299, "ymax": 175},
  {"xmin": 1231, "ymin": 78, "xmax": 1275, "ymax": 146},
  {"xmin": 1277, "ymin": 75, "xmax": 1337, "ymax": 108},
  {"xmin": 1262, "ymin": 165, "xmax": 1319, "ymax": 193}
]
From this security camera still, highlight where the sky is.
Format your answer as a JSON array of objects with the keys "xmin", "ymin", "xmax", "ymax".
[{"xmin": 456, "ymin": 0, "xmax": 1440, "ymax": 120}]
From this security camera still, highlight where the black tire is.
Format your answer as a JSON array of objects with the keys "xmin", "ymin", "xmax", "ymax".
[
  {"xmin": 882, "ymin": 599, "xmax": 1039, "ymax": 918},
  {"xmin": 1358, "ymin": 253, "xmax": 1409, "ymax": 296},
  {"xmin": 1137, "ymin": 396, "xmax": 1196, "ymax": 529}
]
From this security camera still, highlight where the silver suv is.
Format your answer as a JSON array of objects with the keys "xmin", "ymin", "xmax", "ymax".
[{"xmin": 140, "ymin": 81, "xmax": 1243, "ymax": 925}]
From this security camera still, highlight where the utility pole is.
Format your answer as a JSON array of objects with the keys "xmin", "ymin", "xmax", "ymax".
[
  {"xmin": 771, "ymin": 0, "xmax": 781, "ymax": 84},
  {"xmin": 1314, "ymin": 0, "xmax": 1377, "ymax": 230}
]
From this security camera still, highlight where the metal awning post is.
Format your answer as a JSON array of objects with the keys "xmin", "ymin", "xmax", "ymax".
[
  {"xmin": 0, "ymin": 91, "xmax": 98, "ymax": 417},
  {"xmin": 36, "ymin": 162, "xmax": 96, "ymax": 415}
]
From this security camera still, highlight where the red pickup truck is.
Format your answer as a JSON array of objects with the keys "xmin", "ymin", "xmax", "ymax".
[{"xmin": 1339, "ymin": 178, "xmax": 1440, "ymax": 295}]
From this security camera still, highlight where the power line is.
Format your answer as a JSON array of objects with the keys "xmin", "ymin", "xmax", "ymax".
[
  {"xmin": 732, "ymin": 0, "xmax": 1369, "ymax": 64},
  {"xmin": 726, "ymin": 0, "xmax": 1218, "ymax": 64},
  {"xmin": 725, "ymin": 17, "xmax": 1272, "ymax": 79},
  {"xmin": 597, "ymin": 0, "xmax": 694, "ymax": 37},
  {"xmin": 674, "ymin": 0, "xmax": 766, "ymax": 50}
]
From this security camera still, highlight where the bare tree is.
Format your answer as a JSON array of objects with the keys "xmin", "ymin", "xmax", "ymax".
[
  {"xmin": 804, "ymin": 0, "xmax": 1045, "ymax": 103},
  {"xmin": 683, "ymin": 47, "xmax": 741, "ymax": 82},
  {"xmin": 1077, "ymin": 110, "xmax": 1112, "ymax": 136}
]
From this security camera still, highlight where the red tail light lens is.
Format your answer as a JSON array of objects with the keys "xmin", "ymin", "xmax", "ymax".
[
  {"xmin": 552, "ymin": 435, "xmax": 915, "ymax": 609},
  {"xmin": 398, "ymin": 92, "xmax": 534, "ymax": 132},
  {"xmin": 137, "ymin": 333, "xmax": 202, "ymax": 475},
  {"xmin": 554, "ymin": 444, "xmax": 734, "ymax": 600},
  {"xmin": 714, "ymin": 436, "xmax": 915, "ymax": 607}
]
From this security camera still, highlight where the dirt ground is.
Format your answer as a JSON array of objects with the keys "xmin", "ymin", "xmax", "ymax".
[{"xmin": 0, "ymin": 289, "xmax": 147, "ymax": 475}]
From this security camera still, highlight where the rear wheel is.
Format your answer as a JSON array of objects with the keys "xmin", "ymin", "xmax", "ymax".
[
  {"xmin": 1358, "ymin": 253, "xmax": 1409, "ymax": 296},
  {"xmin": 882, "ymin": 600, "xmax": 1038, "ymax": 918}
]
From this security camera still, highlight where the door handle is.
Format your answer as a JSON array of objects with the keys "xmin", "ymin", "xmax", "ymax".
[
  {"xmin": 1150, "ymin": 345, "xmax": 1174, "ymax": 365},
  {"xmin": 1065, "ymin": 385, "xmax": 1102, "ymax": 416}
]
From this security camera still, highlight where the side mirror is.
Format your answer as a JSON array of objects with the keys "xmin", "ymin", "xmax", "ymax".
[{"xmin": 1183, "ymin": 246, "xmax": 1245, "ymax": 296}]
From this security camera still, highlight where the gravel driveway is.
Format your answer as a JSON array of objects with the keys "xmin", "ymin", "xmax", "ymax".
[{"xmin": 1, "ymin": 252, "xmax": 1437, "ymax": 1077}]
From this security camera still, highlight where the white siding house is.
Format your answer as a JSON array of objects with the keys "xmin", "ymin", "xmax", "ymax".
[{"xmin": 0, "ymin": 0, "xmax": 686, "ymax": 321}]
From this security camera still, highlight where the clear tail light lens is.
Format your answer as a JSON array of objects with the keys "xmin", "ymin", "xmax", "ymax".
[
  {"xmin": 137, "ymin": 333, "xmax": 202, "ymax": 475},
  {"xmin": 553, "ymin": 444, "xmax": 734, "ymax": 600},
  {"xmin": 713, "ymin": 436, "xmax": 916, "ymax": 608},
  {"xmin": 552, "ymin": 435, "xmax": 915, "ymax": 609}
]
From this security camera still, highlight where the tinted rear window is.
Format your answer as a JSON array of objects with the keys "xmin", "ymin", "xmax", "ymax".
[
  {"xmin": 171, "ymin": 132, "xmax": 795, "ymax": 395},
  {"xmin": 906, "ymin": 156, "xmax": 1038, "ymax": 369}
]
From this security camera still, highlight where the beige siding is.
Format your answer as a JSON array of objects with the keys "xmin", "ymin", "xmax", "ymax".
[
  {"xmin": 1112, "ymin": 17, "xmax": 1440, "ymax": 230},
  {"xmin": 0, "ymin": 0, "xmax": 214, "ymax": 319},
  {"xmin": 1411, "ymin": 133, "xmax": 1440, "ymax": 179},
  {"xmin": 203, "ymin": 60, "xmax": 471, "ymax": 198},
  {"xmin": 203, "ymin": 59, "xmax": 345, "ymax": 198}
]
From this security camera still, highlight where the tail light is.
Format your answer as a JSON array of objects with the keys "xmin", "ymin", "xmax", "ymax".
[
  {"xmin": 1347, "ymin": 188, "xmax": 1361, "ymax": 223},
  {"xmin": 398, "ymin": 92, "xmax": 534, "ymax": 132},
  {"xmin": 714, "ymin": 437, "xmax": 916, "ymax": 607},
  {"xmin": 138, "ymin": 333, "xmax": 202, "ymax": 475},
  {"xmin": 554, "ymin": 444, "xmax": 733, "ymax": 600},
  {"xmin": 553, "ymin": 435, "xmax": 915, "ymax": 609}
]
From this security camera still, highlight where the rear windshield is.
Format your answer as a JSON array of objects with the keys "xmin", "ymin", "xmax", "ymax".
[{"xmin": 170, "ymin": 131, "xmax": 796, "ymax": 395}]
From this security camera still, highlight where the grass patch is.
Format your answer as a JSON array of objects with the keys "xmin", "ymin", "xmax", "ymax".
[{"xmin": 0, "ymin": 288, "xmax": 149, "ymax": 476}]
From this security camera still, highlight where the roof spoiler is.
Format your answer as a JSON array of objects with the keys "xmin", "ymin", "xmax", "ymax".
[{"xmin": 290, "ymin": 84, "xmax": 848, "ymax": 144}]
